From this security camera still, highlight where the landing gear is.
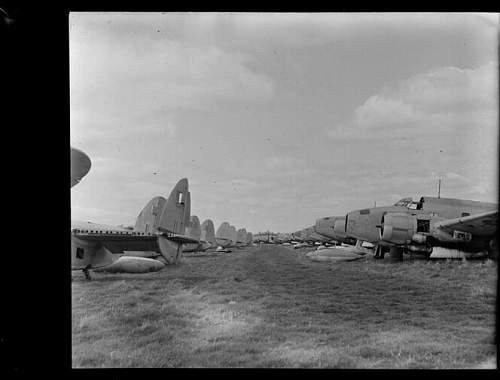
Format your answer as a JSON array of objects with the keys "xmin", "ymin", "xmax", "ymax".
[
  {"xmin": 389, "ymin": 246, "xmax": 403, "ymax": 261},
  {"xmin": 83, "ymin": 265, "xmax": 92, "ymax": 281},
  {"xmin": 374, "ymin": 244, "xmax": 386, "ymax": 259}
]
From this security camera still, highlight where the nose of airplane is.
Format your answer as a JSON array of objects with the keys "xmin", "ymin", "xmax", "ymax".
[{"xmin": 314, "ymin": 217, "xmax": 328, "ymax": 234}]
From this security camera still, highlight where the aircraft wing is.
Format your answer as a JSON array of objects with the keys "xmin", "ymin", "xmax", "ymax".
[
  {"xmin": 434, "ymin": 210, "xmax": 498, "ymax": 237},
  {"xmin": 73, "ymin": 229, "xmax": 201, "ymax": 252},
  {"xmin": 72, "ymin": 230, "xmax": 160, "ymax": 253}
]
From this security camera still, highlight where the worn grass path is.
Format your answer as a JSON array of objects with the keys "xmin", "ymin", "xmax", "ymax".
[{"xmin": 72, "ymin": 245, "xmax": 497, "ymax": 368}]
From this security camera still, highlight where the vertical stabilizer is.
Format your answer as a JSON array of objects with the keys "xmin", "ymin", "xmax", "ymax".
[
  {"xmin": 201, "ymin": 219, "xmax": 216, "ymax": 245},
  {"xmin": 186, "ymin": 215, "xmax": 201, "ymax": 240},
  {"xmin": 229, "ymin": 225, "xmax": 237, "ymax": 244},
  {"xmin": 156, "ymin": 178, "xmax": 190, "ymax": 263},
  {"xmin": 158, "ymin": 178, "xmax": 190, "ymax": 235},
  {"xmin": 216, "ymin": 222, "xmax": 231, "ymax": 239},
  {"xmin": 134, "ymin": 196, "xmax": 167, "ymax": 233}
]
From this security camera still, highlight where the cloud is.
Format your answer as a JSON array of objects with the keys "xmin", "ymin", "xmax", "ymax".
[
  {"xmin": 70, "ymin": 19, "xmax": 275, "ymax": 147},
  {"xmin": 326, "ymin": 62, "xmax": 498, "ymax": 140}
]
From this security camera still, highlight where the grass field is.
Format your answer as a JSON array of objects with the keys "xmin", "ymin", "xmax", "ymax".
[{"xmin": 72, "ymin": 245, "xmax": 497, "ymax": 368}]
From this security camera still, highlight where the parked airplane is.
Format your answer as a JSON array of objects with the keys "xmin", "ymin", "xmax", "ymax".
[
  {"xmin": 229, "ymin": 225, "xmax": 238, "ymax": 246},
  {"xmin": 200, "ymin": 219, "xmax": 217, "ymax": 251},
  {"xmin": 314, "ymin": 216, "xmax": 358, "ymax": 246},
  {"xmin": 246, "ymin": 232, "xmax": 254, "ymax": 245},
  {"xmin": 341, "ymin": 196, "xmax": 498, "ymax": 260},
  {"xmin": 215, "ymin": 222, "xmax": 234, "ymax": 248},
  {"xmin": 236, "ymin": 228, "xmax": 248, "ymax": 247},
  {"xmin": 70, "ymin": 147, "xmax": 198, "ymax": 279},
  {"xmin": 183, "ymin": 215, "xmax": 202, "ymax": 252},
  {"xmin": 298, "ymin": 226, "xmax": 332, "ymax": 245}
]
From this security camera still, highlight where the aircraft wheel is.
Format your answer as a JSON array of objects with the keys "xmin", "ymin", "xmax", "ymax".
[
  {"xmin": 83, "ymin": 266, "xmax": 92, "ymax": 281},
  {"xmin": 374, "ymin": 244, "xmax": 386, "ymax": 259}
]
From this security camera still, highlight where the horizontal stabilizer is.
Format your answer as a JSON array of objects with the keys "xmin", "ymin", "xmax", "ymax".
[{"xmin": 159, "ymin": 232, "xmax": 201, "ymax": 245}]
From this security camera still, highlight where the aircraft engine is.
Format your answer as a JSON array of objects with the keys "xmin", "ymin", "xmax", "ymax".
[
  {"xmin": 333, "ymin": 218, "xmax": 346, "ymax": 239},
  {"xmin": 380, "ymin": 212, "xmax": 417, "ymax": 245}
]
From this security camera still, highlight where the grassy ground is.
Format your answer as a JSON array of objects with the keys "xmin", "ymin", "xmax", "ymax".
[{"xmin": 72, "ymin": 245, "xmax": 497, "ymax": 368}]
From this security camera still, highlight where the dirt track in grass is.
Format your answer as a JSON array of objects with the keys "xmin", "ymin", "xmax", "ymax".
[{"xmin": 72, "ymin": 244, "xmax": 497, "ymax": 368}]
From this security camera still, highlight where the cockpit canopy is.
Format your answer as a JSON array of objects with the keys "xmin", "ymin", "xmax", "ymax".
[{"xmin": 393, "ymin": 197, "xmax": 424, "ymax": 210}]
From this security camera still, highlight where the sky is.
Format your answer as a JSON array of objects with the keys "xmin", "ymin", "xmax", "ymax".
[{"xmin": 70, "ymin": 12, "xmax": 499, "ymax": 233}]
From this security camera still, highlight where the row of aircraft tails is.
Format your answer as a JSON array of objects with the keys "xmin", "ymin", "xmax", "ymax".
[
  {"xmin": 282, "ymin": 195, "xmax": 498, "ymax": 260},
  {"xmin": 71, "ymin": 147, "xmax": 253, "ymax": 280}
]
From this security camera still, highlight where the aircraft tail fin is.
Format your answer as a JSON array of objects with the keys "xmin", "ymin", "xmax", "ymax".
[
  {"xmin": 134, "ymin": 196, "xmax": 167, "ymax": 233},
  {"xmin": 201, "ymin": 219, "xmax": 216, "ymax": 245},
  {"xmin": 156, "ymin": 178, "xmax": 190, "ymax": 264},
  {"xmin": 185, "ymin": 215, "xmax": 201, "ymax": 241},
  {"xmin": 158, "ymin": 178, "xmax": 190, "ymax": 235}
]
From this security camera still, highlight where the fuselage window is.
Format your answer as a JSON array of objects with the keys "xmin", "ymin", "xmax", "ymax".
[
  {"xmin": 417, "ymin": 219, "xmax": 430, "ymax": 233},
  {"xmin": 76, "ymin": 247, "xmax": 84, "ymax": 259},
  {"xmin": 360, "ymin": 209, "xmax": 370, "ymax": 215},
  {"xmin": 461, "ymin": 212, "xmax": 470, "ymax": 217}
]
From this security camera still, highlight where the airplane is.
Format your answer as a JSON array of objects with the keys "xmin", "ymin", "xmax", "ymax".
[
  {"xmin": 200, "ymin": 219, "xmax": 217, "ymax": 251},
  {"xmin": 71, "ymin": 147, "xmax": 199, "ymax": 280},
  {"xmin": 341, "ymin": 196, "xmax": 498, "ymax": 260},
  {"xmin": 298, "ymin": 226, "xmax": 333, "ymax": 245},
  {"xmin": 215, "ymin": 222, "xmax": 240, "ymax": 248},
  {"xmin": 183, "ymin": 215, "xmax": 202, "ymax": 252},
  {"xmin": 314, "ymin": 216, "xmax": 358, "ymax": 246},
  {"xmin": 246, "ymin": 232, "xmax": 254, "ymax": 245},
  {"xmin": 235, "ymin": 228, "xmax": 248, "ymax": 247}
]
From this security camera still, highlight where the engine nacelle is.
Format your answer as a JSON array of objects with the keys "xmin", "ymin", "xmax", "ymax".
[
  {"xmin": 333, "ymin": 218, "xmax": 346, "ymax": 239},
  {"xmin": 380, "ymin": 212, "xmax": 417, "ymax": 245}
]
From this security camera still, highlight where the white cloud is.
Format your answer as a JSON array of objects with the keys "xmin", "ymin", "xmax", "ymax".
[
  {"xmin": 326, "ymin": 61, "xmax": 498, "ymax": 140},
  {"xmin": 70, "ymin": 23, "xmax": 275, "ymax": 148}
]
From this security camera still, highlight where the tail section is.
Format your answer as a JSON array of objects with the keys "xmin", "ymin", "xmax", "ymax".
[
  {"xmin": 201, "ymin": 219, "xmax": 216, "ymax": 246},
  {"xmin": 216, "ymin": 222, "xmax": 232, "ymax": 247},
  {"xmin": 236, "ymin": 228, "xmax": 247, "ymax": 245},
  {"xmin": 229, "ymin": 225, "xmax": 237, "ymax": 245},
  {"xmin": 158, "ymin": 178, "xmax": 190, "ymax": 234},
  {"xmin": 216, "ymin": 222, "xmax": 231, "ymax": 239},
  {"xmin": 157, "ymin": 178, "xmax": 191, "ymax": 263},
  {"xmin": 185, "ymin": 215, "xmax": 201, "ymax": 241},
  {"xmin": 134, "ymin": 196, "xmax": 167, "ymax": 233},
  {"xmin": 183, "ymin": 215, "xmax": 202, "ymax": 252}
]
